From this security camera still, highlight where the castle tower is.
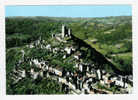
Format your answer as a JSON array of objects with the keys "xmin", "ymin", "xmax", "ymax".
[
  {"xmin": 62, "ymin": 25, "xmax": 65, "ymax": 38},
  {"xmin": 68, "ymin": 28, "xmax": 71, "ymax": 36}
]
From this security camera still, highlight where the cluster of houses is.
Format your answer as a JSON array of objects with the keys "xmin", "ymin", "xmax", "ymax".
[{"xmin": 10, "ymin": 25, "xmax": 133, "ymax": 94}]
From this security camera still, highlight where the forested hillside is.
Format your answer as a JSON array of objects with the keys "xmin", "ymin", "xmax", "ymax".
[
  {"xmin": 6, "ymin": 16, "xmax": 132, "ymax": 94},
  {"xmin": 6, "ymin": 16, "xmax": 132, "ymax": 73}
]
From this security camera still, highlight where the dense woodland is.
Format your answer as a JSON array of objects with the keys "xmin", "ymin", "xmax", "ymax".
[{"xmin": 6, "ymin": 16, "xmax": 132, "ymax": 94}]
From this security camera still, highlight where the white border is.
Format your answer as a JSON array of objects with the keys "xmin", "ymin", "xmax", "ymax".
[
  {"xmin": 4, "ymin": 0, "xmax": 135, "ymax": 5},
  {"xmin": 0, "ymin": 0, "xmax": 6, "ymax": 98},
  {"xmin": 0, "ymin": 0, "xmax": 138, "ymax": 100}
]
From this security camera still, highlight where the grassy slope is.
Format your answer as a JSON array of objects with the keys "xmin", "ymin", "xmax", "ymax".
[{"xmin": 69, "ymin": 16, "xmax": 132, "ymax": 74}]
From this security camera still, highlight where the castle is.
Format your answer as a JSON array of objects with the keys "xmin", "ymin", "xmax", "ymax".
[{"xmin": 62, "ymin": 25, "xmax": 71, "ymax": 38}]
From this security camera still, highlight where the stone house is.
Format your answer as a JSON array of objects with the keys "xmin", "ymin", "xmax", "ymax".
[{"xmin": 64, "ymin": 47, "xmax": 72, "ymax": 55}]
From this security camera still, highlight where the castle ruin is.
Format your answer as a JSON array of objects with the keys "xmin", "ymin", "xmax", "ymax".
[{"xmin": 62, "ymin": 24, "xmax": 71, "ymax": 38}]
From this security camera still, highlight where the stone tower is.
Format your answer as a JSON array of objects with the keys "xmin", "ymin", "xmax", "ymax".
[
  {"xmin": 68, "ymin": 28, "xmax": 71, "ymax": 36},
  {"xmin": 62, "ymin": 25, "xmax": 65, "ymax": 38}
]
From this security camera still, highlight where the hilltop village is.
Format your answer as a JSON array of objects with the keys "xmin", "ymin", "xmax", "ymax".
[{"xmin": 9, "ymin": 25, "xmax": 133, "ymax": 94}]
